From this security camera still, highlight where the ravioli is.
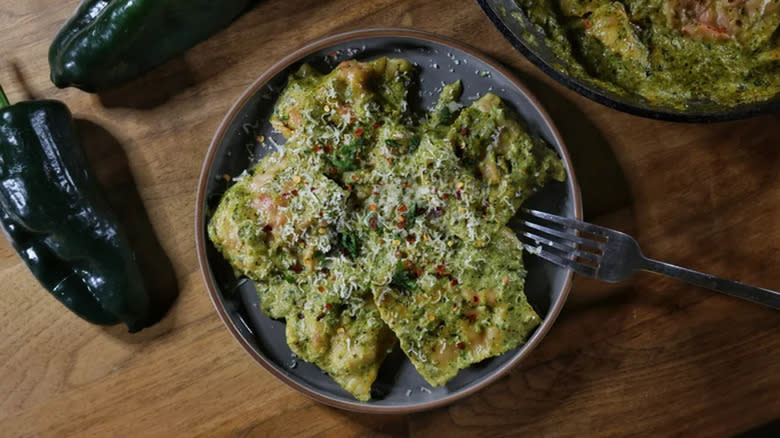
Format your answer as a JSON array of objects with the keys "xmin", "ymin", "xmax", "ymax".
[
  {"xmin": 370, "ymin": 227, "xmax": 540, "ymax": 386},
  {"xmin": 208, "ymin": 57, "xmax": 565, "ymax": 400},
  {"xmin": 208, "ymin": 153, "xmax": 348, "ymax": 281},
  {"xmin": 259, "ymin": 257, "xmax": 395, "ymax": 401}
]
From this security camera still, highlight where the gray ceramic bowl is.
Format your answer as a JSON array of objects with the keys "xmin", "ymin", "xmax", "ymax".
[{"xmin": 195, "ymin": 28, "xmax": 582, "ymax": 413}]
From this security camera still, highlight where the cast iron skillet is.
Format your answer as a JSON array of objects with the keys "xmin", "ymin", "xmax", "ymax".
[
  {"xmin": 195, "ymin": 28, "xmax": 582, "ymax": 413},
  {"xmin": 477, "ymin": 0, "xmax": 780, "ymax": 122}
]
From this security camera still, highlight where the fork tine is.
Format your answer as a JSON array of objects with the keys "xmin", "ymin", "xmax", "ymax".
[
  {"xmin": 520, "ymin": 231, "xmax": 602, "ymax": 265},
  {"xmin": 521, "ymin": 220, "xmax": 606, "ymax": 251},
  {"xmin": 521, "ymin": 242, "xmax": 598, "ymax": 278},
  {"xmin": 525, "ymin": 209, "xmax": 610, "ymax": 238}
]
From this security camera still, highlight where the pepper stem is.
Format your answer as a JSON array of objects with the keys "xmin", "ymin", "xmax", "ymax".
[{"xmin": 0, "ymin": 84, "xmax": 9, "ymax": 108}]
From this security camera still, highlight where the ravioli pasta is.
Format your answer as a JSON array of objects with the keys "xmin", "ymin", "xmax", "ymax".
[{"xmin": 208, "ymin": 58, "xmax": 564, "ymax": 400}]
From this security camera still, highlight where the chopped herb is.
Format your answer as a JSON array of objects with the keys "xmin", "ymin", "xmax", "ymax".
[
  {"xmin": 390, "ymin": 260, "xmax": 417, "ymax": 292},
  {"xmin": 329, "ymin": 137, "xmax": 363, "ymax": 171},
  {"xmin": 338, "ymin": 231, "xmax": 360, "ymax": 258},
  {"xmin": 403, "ymin": 202, "xmax": 420, "ymax": 224},
  {"xmin": 385, "ymin": 139, "xmax": 401, "ymax": 148},
  {"xmin": 407, "ymin": 135, "xmax": 421, "ymax": 153},
  {"xmin": 439, "ymin": 106, "xmax": 453, "ymax": 125}
]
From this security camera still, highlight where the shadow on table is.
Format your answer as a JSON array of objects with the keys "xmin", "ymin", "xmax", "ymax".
[
  {"xmin": 95, "ymin": 1, "xmax": 264, "ymax": 109},
  {"xmin": 736, "ymin": 418, "xmax": 780, "ymax": 437},
  {"xmin": 518, "ymin": 75, "xmax": 634, "ymax": 223},
  {"xmin": 10, "ymin": 61, "xmax": 40, "ymax": 101},
  {"xmin": 75, "ymin": 119, "xmax": 180, "ymax": 340},
  {"xmin": 95, "ymin": 57, "xmax": 201, "ymax": 110}
]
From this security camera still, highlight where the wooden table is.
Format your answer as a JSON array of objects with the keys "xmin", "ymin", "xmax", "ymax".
[{"xmin": 1, "ymin": 1, "xmax": 778, "ymax": 436}]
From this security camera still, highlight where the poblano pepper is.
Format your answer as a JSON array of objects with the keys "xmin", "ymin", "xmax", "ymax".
[
  {"xmin": 49, "ymin": 0, "xmax": 254, "ymax": 92},
  {"xmin": 0, "ymin": 85, "xmax": 153, "ymax": 331}
]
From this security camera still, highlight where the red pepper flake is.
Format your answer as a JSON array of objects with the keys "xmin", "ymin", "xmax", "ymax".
[
  {"xmin": 450, "ymin": 278, "xmax": 458, "ymax": 286},
  {"xmin": 314, "ymin": 145, "xmax": 322, "ymax": 152},
  {"xmin": 401, "ymin": 182, "xmax": 411, "ymax": 189},
  {"xmin": 317, "ymin": 286, "xmax": 325, "ymax": 293},
  {"xmin": 331, "ymin": 276, "xmax": 336, "ymax": 281},
  {"xmin": 468, "ymin": 314, "xmax": 477, "ymax": 324},
  {"xmin": 324, "ymin": 145, "xmax": 333, "ymax": 153},
  {"xmin": 291, "ymin": 189, "xmax": 298, "ymax": 196},
  {"xmin": 455, "ymin": 190, "xmax": 462, "ymax": 200},
  {"xmin": 345, "ymin": 184, "xmax": 353, "ymax": 191},
  {"xmin": 319, "ymin": 211, "xmax": 324, "ymax": 217},
  {"xmin": 441, "ymin": 193, "xmax": 449, "ymax": 200},
  {"xmin": 290, "ymin": 264, "xmax": 303, "ymax": 273},
  {"xmin": 460, "ymin": 127, "xmax": 469, "ymax": 136},
  {"xmin": 396, "ymin": 221, "xmax": 406, "ymax": 229},
  {"xmin": 355, "ymin": 128, "xmax": 364, "ymax": 137},
  {"xmin": 369, "ymin": 204, "xmax": 377, "ymax": 211},
  {"xmin": 584, "ymin": 19, "xmax": 592, "ymax": 29},
  {"xmin": 329, "ymin": 51, "xmax": 338, "ymax": 57},
  {"xmin": 406, "ymin": 234, "xmax": 416, "ymax": 243},
  {"xmin": 329, "ymin": 167, "xmax": 337, "ymax": 174},
  {"xmin": 311, "ymin": 186, "xmax": 317, "ymax": 192},
  {"xmin": 472, "ymin": 295, "xmax": 479, "ymax": 303},
  {"xmin": 372, "ymin": 191, "xmax": 380, "ymax": 196},
  {"xmin": 398, "ymin": 204, "xmax": 408, "ymax": 212},
  {"xmin": 369, "ymin": 216, "xmax": 378, "ymax": 230},
  {"xmin": 373, "ymin": 122, "xmax": 382, "ymax": 128},
  {"xmin": 456, "ymin": 342, "xmax": 465, "ymax": 350},
  {"xmin": 325, "ymin": 303, "xmax": 332, "ymax": 310},
  {"xmin": 262, "ymin": 224, "xmax": 273, "ymax": 233},
  {"xmin": 435, "ymin": 264, "xmax": 448, "ymax": 277}
]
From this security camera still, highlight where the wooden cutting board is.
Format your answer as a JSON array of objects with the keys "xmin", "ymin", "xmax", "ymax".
[{"xmin": 0, "ymin": 0, "xmax": 777, "ymax": 436}]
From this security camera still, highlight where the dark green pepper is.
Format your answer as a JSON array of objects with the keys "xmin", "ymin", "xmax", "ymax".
[
  {"xmin": 0, "ymin": 86, "xmax": 152, "ymax": 331},
  {"xmin": 50, "ymin": 0, "xmax": 254, "ymax": 92}
]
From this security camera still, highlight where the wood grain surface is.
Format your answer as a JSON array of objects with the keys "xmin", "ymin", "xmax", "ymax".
[{"xmin": 0, "ymin": 0, "xmax": 778, "ymax": 436}]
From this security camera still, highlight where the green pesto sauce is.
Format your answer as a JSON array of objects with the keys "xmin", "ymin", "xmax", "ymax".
[
  {"xmin": 514, "ymin": 0, "xmax": 780, "ymax": 107},
  {"xmin": 208, "ymin": 58, "xmax": 564, "ymax": 399}
]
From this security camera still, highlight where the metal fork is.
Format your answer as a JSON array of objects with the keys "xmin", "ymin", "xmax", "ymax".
[{"xmin": 518, "ymin": 209, "xmax": 780, "ymax": 310}]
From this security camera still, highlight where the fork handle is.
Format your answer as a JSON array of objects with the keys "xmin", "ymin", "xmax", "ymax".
[{"xmin": 641, "ymin": 258, "xmax": 780, "ymax": 310}]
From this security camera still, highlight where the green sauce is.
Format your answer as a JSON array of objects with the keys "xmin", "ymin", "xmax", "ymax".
[{"xmin": 515, "ymin": 0, "xmax": 780, "ymax": 107}]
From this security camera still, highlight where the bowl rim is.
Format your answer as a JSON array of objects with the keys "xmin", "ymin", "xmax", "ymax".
[
  {"xmin": 476, "ymin": 0, "xmax": 780, "ymax": 123},
  {"xmin": 194, "ymin": 27, "xmax": 583, "ymax": 414}
]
